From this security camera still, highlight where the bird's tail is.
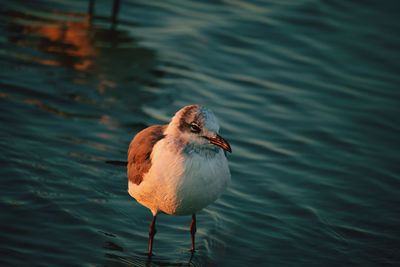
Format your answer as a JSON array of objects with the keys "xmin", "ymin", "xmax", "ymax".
[{"xmin": 105, "ymin": 160, "xmax": 127, "ymax": 167}]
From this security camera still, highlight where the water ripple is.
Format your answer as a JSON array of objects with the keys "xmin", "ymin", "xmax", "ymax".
[{"xmin": 1, "ymin": 0, "xmax": 399, "ymax": 266}]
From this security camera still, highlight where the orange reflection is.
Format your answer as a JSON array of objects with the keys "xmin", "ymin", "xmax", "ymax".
[
  {"xmin": 60, "ymin": 136, "xmax": 115, "ymax": 151},
  {"xmin": 0, "ymin": 93, "xmax": 10, "ymax": 99},
  {"xmin": 14, "ymin": 51, "xmax": 61, "ymax": 67},
  {"xmin": 19, "ymin": 17, "xmax": 97, "ymax": 71},
  {"xmin": 22, "ymin": 98, "xmax": 101, "ymax": 119},
  {"xmin": 95, "ymin": 133, "xmax": 118, "ymax": 140},
  {"xmin": 68, "ymin": 152, "xmax": 106, "ymax": 162}
]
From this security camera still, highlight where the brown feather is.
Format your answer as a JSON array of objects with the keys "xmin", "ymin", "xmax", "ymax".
[{"xmin": 127, "ymin": 124, "xmax": 167, "ymax": 185}]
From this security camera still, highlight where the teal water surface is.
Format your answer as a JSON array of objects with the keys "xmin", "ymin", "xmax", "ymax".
[{"xmin": 1, "ymin": 0, "xmax": 399, "ymax": 266}]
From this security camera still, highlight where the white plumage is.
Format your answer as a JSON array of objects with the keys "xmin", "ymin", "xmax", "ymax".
[
  {"xmin": 127, "ymin": 105, "xmax": 231, "ymax": 254},
  {"xmin": 128, "ymin": 135, "xmax": 230, "ymax": 216}
]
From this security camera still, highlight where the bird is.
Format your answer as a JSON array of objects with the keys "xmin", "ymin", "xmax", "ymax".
[{"xmin": 127, "ymin": 104, "xmax": 231, "ymax": 254}]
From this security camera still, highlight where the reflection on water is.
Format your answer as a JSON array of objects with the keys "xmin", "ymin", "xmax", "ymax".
[
  {"xmin": 9, "ymin": 9, "xmax": 97, "ymax": 70},
  {"xmin": 6, "ymin": 5, "xmax": 158, "ymax": 97},
  {"xmin": 2, "ymin": 1, "xmax": 163, "ymax": 136}
]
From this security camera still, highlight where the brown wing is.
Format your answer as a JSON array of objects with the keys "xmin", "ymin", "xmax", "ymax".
[{"xmin": 127, "ymin": 124, "xmax": 167, "ymax": 185}]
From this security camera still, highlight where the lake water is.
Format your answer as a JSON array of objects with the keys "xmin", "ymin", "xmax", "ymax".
[{"xmin": 1, "ymin": 0, "xmax": 399, "ymax": 266}]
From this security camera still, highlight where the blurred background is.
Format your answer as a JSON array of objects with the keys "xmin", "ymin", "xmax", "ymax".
[{"xmin": 1, "ymin": 0, "xmax": 399, "ymax": 266}]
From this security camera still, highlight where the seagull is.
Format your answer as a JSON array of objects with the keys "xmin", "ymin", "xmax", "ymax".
[{"xmin": 127, "ymin": 104, "xmax": 231, "ymax": 254}]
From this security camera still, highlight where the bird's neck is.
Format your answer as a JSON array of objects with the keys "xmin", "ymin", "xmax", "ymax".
[
  {"xmin": 182, "ymin": 143, "xmax": 220, "ymax": 158},
  {"xmin": 163, "ymin": 134, "xmax": 221, "ymax": 158}
]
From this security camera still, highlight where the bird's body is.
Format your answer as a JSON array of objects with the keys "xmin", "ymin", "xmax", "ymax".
[
  {"xmin": 127, "ymin": 105, "xmax": 231, "ymax": 254},
  {"xmin": 128, "ymin": 127, "xmax": 230, "ymax": 215}
]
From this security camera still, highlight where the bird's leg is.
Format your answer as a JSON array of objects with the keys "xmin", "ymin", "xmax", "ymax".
[
  {"xmin": 190, "ymin": 214, "xmax": 197, "ymax": 251},
  {"xmin": 148, "ymin": 215, "xmax": 157, "ymax": 255}
]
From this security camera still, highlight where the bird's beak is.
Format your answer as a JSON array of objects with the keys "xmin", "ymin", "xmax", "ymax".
[{"xmin": 203, "ymin": 134, "xmax": 232, "ymax": 153}]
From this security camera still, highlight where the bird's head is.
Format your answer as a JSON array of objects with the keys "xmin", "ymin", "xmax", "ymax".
[{"xmin": 166, "ymin": 105, "xmax": 232, "ymax": 153}]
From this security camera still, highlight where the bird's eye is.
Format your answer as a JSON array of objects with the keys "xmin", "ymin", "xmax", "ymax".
[{"xmin": 190, "ymin": 123, "xmax": 201, "ymax": 133}]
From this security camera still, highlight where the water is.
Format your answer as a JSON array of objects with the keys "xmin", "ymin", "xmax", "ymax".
[{"xmin": 1, "ymin": 0, "xmax": 399, "ymax": 266}]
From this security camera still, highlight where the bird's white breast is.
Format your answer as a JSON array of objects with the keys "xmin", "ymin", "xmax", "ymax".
[{"xmin": 128, "ymin": 137, "xmax": 231, "ymax": 216}]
